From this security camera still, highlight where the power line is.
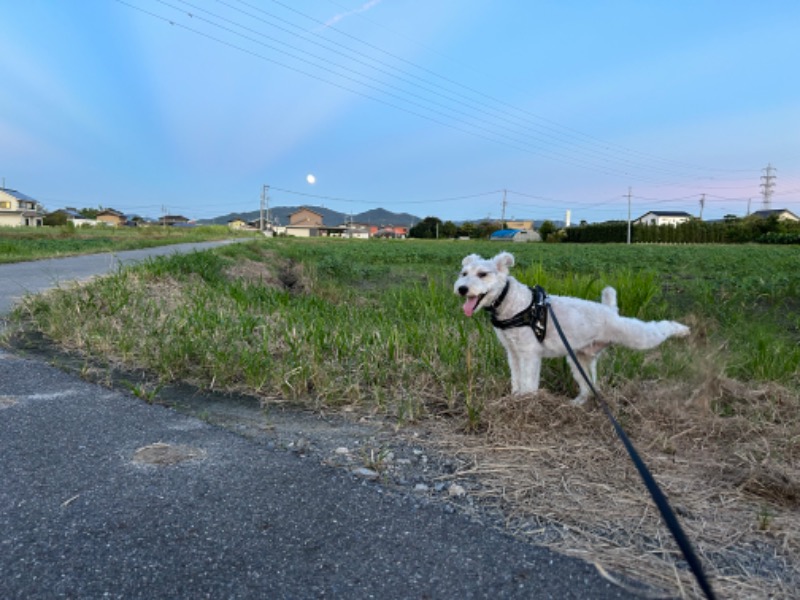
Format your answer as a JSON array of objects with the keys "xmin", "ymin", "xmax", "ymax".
[
  {"xmin": 113, "ymin": 0, "xmax": 760, "ymax": 188},
  {"xmin": 147, "ymin": 1, "xmax": 691, "ymax": 181},
  {"xmin": 275, "ymin": 0, "xmax": 756, "ymax": 176},
  {"xmin": 269, "ymin": 186, "xmax": 502, "ymax": 205}
]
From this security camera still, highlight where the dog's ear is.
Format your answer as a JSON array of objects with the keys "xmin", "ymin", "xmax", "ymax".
[
  {"xmin": 462, "ymin": 254, "xmax": 482, "ymax": 267},
  {"xmin": 493, "ymin": 251, "xmax": 515, "ymax": 273}
]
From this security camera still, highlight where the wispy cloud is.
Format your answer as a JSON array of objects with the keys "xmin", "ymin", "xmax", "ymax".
[{"xmin": 323, "ymin": 0, "xmax": 384, "ymax": 28}]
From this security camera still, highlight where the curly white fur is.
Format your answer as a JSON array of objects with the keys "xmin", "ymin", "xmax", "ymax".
[{"xmin": 454, "ymin": 252, "xmax": 690, "ymax": 405}]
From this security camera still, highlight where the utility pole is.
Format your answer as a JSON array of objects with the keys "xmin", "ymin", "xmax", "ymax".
[
  {"xmin": 265, "ymin": 185, "xmax": 270, "ymax": 230},
  {"xmin": 760, "ymin": 163, "xmax": 776, "ymax": 210},
  {"xmin": 626, "ymin": 187, "xmax": 632, "ymax": 244},
  {"xmin": 501, "ymin": 189, "xmax": 507, "ymax": 227},
  {"xmin": 699, "ymin": 194, "xmax": 705, "ymax": 220},
  {"xmin": 747, "ymin": 198, "xmax": 752, "ymax": 216},
  {"xmin": 260, "ymin": 185, "xmax": 268, "ymax": 231}
]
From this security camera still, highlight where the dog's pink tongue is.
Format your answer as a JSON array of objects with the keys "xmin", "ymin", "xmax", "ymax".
[{"xmin": 463, "ymin": 296, "xmax": 480, "ymax": 317}]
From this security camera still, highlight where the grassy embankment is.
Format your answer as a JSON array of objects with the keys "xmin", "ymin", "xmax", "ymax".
[
  {"xmin": 0, "ymin": 224, "xmax": 255, "ymax": 264},
  {"xmin": 8, "ymin": 238, "xmax": 799, "ymax": 416},
  {"xmin": 6, "ymin": 238, "xmax": 800, "ymax": 598}
]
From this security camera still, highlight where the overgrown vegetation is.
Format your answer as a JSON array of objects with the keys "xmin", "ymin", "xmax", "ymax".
[
  {"xmin": 5, "ymin": 238, "xmax": 800, "ymax": 598},
  {"xmin": 9, "ymin": 239, "xmax": 799, "ymax": 411},
  {"xmin": 407, "ymin": 213, "xmax": 800, "ymax": 243},
  {"xmin": 0, "ymin": 224, "xmax": 255, "ymax": 263},
  {"xmin": 566, "ymin": 214, "xmax": 800, "ymax": 244}
]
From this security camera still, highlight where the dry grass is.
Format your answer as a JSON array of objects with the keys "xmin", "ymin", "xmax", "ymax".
[
  {"xmin": 223, "ymin": 253, "xmax": 312, "ymax": 294},
  {"xmin": 421, "ymin": 372, "xmax": 800, "ymax": 599}
]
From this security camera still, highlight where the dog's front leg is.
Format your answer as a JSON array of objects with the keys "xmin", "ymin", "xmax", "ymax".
[
  {"xmin": 496, "ymin": 332, "xmax": 515, "ymax": 393},
  {"xmin": 499, "ymin": 332, "xmax": 526, "ymax": 394},
  {"xmin": 515, "ymin": 348, "xmax": 541, "ymax": 395}
]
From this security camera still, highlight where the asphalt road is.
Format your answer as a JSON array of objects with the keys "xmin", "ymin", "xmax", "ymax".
[
  {"xmin": 0, "ymin": 243, "xmax": 639, "ymax": 599},
  {"xmin": 0, "ymin": 240, "xmax": 243, "ymax": 314}
]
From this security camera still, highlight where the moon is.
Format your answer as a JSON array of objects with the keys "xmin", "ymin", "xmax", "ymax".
[{"xmin": 306, "ymin": 174, "xmax": 316, "ymax": 185}]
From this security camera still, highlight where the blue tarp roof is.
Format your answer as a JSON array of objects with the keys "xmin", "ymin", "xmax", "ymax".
[{"xmin": 490, "ymin": 229, "xmax": 522, "ymax": 238}]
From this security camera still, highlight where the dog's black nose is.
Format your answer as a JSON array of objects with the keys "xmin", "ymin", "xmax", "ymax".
[{"xmin": 458, "ymin": 286, "xmax": 468, "ymax": 296}]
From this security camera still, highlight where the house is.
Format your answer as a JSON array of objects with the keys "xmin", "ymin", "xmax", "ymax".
[
  {"xmin": 159, "ymin": 214, "xmax": 190, "ymax": 226},
  {"xmin": 51, "ymin": 208, "xmax": 98, "ymax": 227},
  {"xmin": 96, "ymin": 209, "xmax": 128, "ymax": 227},
  {"xmin": 505, "ymin": 220, "xmax": 535, "ymax": 231},
  {"xmin": 289, "ymin": 208, "xmax": 324, "ymax": 227},
  {"xmin": 0, "ymin": 188, "xmax": 45, "ymax": 227},
  {"xmin": 284, "ymin": 207, "xmax": 349, "ymax": 237},
  {"xmin": 284, "ymin": 207, "xmax": 325, "ymax": 237},
  {"xmin": 344, "ymin": 223, "xmax": 370, "ymax": 239},
  {"xmin": 227, "ymin": 218, "xmax": 249, "ymax": 230},
  {"xmin": 368, "ymin": 225, "xmax": 408, "ymax": 239},
  {"xmin": 490, "ymin": 229, "xmax": 541, "ymax": 242},
  {"xmin": 634, "ymin": 211, "xmax": 693, "ymax": 226},
  {"xmin": 750, "ymin": 208, "xmax": 800, "ymax": 222}
]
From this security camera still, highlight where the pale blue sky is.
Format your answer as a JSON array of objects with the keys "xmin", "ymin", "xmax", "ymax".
[{"xmin": 1, "ymin": 1, "xmax": 798, "ymax": 223}]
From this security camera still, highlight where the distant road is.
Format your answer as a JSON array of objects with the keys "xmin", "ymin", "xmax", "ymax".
[{"xmin": 0, "ymin": 240, "xmax": 242, "ymax": 314}]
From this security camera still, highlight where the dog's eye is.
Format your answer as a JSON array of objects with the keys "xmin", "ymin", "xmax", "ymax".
[{"xmin": 478, "ymin": 272, "xmax": 487, "ymax": 278}]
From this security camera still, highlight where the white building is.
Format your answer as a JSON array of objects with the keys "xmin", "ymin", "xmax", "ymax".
[
  {"xmin": 634, "ymin": 211, "xmax": 693, "ymax": 226},
  {"xmin": 0, "ymin": 188, "xmax": 44, "ymax": 227}
]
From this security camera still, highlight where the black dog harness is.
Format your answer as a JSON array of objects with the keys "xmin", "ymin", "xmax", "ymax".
[{"xmin": 485, "ymin": 282, "xmax": 548, "ymax": 342}]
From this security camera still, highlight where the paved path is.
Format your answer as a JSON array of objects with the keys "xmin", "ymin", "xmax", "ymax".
[
  {"xmin": 0, "ymin": 244, "xmax": 639, "ymax": 599},
  {"xmin": 0, "ymin": 240, "xmax": 242, "ymax": 314}
]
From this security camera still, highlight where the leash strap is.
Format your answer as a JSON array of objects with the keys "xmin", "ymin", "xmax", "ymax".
[{"xmin": 546, "ymin": 301, "xmax": 716, "ymax": 600}]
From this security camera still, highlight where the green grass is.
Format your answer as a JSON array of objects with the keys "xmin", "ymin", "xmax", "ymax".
[
  {"xmin": 0, "ymin": 224, "xmax": 256, "ymax": 263},
  {"xmin": 7, "ymin": 238, "xmax": 800, "ymax": 423}
]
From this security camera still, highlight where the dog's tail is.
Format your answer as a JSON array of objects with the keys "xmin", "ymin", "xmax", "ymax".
[{"xmin": 601, "ymin": 286, "xmax": 618, "ymax": 314}]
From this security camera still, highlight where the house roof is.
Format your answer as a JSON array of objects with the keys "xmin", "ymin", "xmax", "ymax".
[
  {"xmin": 751, "ymin": 209, "xmax": 799, "ymax": 219},
  {"xmin": 640, "ymin": 211, "xmax": 693, "ymax": 217},
  {"xmin": 290, "ymin": 207, "xmax": 324, "ymax": 218},
  {"xmin": 54, "ymin": 208, "xmax": 83, "ymax": 218},
  {"xmin": 0, "ymin": 188, "xmax": 37, "ymax": 202}
]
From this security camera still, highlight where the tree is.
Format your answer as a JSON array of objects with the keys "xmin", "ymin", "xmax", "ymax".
[
  {"xmin": 457, "ymin": 221, "xmax": 476, "ymax": 238},
  {"xmin": 79, "ymin": 207, "xmax": 102, "ymax": 219},
  {"xmin": 43, "ymin": 211, "xmax": 68, "ymax": 227},
  {"xmin": 409, "ymin": 216, "xmax": 443, "ymax": 239},
  {"xmin": 440, "ymin": 220, "xmax": 458, "ymax": 238},
  {"xmin": 538, "ymin": 220, "xmax": 556, "ymax": 241},
  {"xmin": 474, "ymin": 219, "xmax": 502, "ymax": 239}
]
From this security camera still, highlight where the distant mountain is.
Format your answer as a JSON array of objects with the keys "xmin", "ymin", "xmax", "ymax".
[{"xmin": 199, "ymin": 205, "xmax": 422, "ymax": 227}]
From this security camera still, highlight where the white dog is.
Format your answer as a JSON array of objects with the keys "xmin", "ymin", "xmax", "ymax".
[{"xmin": 454, "ymin": 252, "xmax": 690, "ymax": 405}]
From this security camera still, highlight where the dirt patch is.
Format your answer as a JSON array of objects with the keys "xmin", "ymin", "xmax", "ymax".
[
  {"xmin": 142, "ymin": 275, "xmax": 192, "ymax": 313},
  {"xmin": 132, "ymin": 442, "xmax": 206, "ymax": 466},
  {"xmin": 223, "ymin": 256, "xmax": 311, "ymax": 294},
  {"xmin": 0, "ymin": 396, "xmax": 18, "ymax": 409}
]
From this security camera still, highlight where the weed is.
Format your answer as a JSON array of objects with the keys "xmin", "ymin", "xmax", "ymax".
[
  {"xmin": 123, "ymin": 380, "xmax": 163, "ymax": 404},
  {"xmin": 758, "ymin": 505, "xmax": 772, "ymax": 531}
]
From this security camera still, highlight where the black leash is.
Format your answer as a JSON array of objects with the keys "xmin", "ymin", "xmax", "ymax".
[{"xmin": 545, "ymin": 298, "xmax": 717, "ymax": 600}]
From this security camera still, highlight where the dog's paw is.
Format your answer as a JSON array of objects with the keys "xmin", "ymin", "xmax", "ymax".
[{"xmin": 570, "ymin": 395, "xmax": 589, "ymax": 407}]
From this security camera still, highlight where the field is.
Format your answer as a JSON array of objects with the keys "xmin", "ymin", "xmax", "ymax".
[
  {"xmin": 6, "ymin": 238, "xmax": 800, "ymax": 598},
  {"xmin": 0, "ymin": 224, "xmax": 256, "ymax": 263}
]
